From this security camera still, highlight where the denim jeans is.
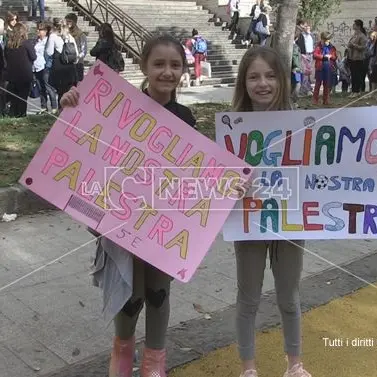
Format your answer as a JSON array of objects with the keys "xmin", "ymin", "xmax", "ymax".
[
  {"xmin": 35, "ymin": 69, "xmax": 57, "ymax": 110},
  {"xmin": 30, "ymin": 0, "xmax": 45, "ymax": 20}
]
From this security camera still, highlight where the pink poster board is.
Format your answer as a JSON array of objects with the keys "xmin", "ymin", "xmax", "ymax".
[{"xmin": 20, "ymin": 62, "xmax": 252, "ymax": 282}]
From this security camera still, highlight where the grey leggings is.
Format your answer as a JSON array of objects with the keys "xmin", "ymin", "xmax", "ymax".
[
  {"xmin": 235, "ymin": 240, "xmax": 304, "ymax": 360},
  {"xmin": 114, "ymin": 257, "xmax": 172, "ymax": 349}
]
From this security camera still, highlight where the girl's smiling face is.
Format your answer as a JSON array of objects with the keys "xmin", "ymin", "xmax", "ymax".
[
  {"xmin": 10, "ymin": 17, "xmax": 17, "ymax": 28},
  {"xmin": 245, "ymin": 57, "xmax": 278, "ymax": 110},
  {"xmin": 143, "ymin": 44, "xmax": 184, "ymax": 97}
]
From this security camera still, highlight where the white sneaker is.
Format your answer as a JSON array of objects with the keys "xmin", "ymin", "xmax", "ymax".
[
  {"xmin": 240, "ymin": 369, "xmax": 258, "ymax": 377},
  {"xmin": 283, "ymin": 363, "xmax": 311, "ymax": 377}
]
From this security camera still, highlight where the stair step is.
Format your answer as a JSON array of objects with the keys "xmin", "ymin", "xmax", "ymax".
[{"xmin": 41, "ymin": 0, "xmax": 252, "ymax": 89}]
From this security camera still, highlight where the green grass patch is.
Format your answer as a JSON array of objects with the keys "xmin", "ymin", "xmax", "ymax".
[
  {"xmin": 0, "ymin": 93, "xmax": 376, "ymax": 187},
  {"xmin": 0, "ymin": 114, "xmax": 54, "ymax": 187}
]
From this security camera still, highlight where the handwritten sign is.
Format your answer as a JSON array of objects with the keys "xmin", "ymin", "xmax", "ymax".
[
  {"xmin": 20, "ymin": 63, "xmax": 251, "ymax": 282},
  {"xmin": 216, "ymin": 108, "xmax": 377, "ymax": 241}
]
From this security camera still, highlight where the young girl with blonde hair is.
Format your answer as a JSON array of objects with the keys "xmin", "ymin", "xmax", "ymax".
[{"xmin": 231, "ymin": 46, "xmax": 311, "ymax": 377}]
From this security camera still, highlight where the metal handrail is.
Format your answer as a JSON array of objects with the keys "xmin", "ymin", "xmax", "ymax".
[{"xmin": 65, "ymin": 0, "xmax": 153, "ymax": 59}]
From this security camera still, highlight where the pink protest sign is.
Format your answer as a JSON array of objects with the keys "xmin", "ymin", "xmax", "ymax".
[{"xmin": 20, "ymin": 62, "xmax": 252, "ymax": 282}]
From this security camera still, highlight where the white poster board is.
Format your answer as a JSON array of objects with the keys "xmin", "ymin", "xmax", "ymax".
[{"xmin": 216, "ymin": 107, "xmax": 377, "ymax": 241}]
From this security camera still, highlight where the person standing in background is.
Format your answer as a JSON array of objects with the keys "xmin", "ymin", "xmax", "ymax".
[
  {"xmin": 347, "ymin": 19, "xmax": 368, "ymax": 97},
  {"xmin": 5, "ymin": 22, "xmax": 36, "ymax": 117},
  {"xmin": 46, "ymin": 19, "xmax": 78, "ymax": 106},
  {"xmin": 291, "ymin": 30, "xmax": 302, "ymax": 108},
  {"xmin": 338, "ymin": 49, "xmax": 351, "ymax": 94},
  {"xmin": 313, "ymin": 32, "xmax": 337, "ymax": 105},
  {"xmin": 254, "ymin": 4, "xmax": 271, "ymax": 46},
  {"xmin": 30, "ymin": 0, "xmax": 45, "ymax": 20},
  {"xmin": 227, "ymin": 0, "xmax": 240, "ymax": 40},
  {"xmin": 33, "ymin": 22, "xmax": 58, "ymax": 114},
  {"xmin": 367, "ymin": 31, "xmax": 377, "ymax": 96},
  {"xmin": 4, "ymin": 11, "xmax": 18, "ymax": 47},
  {"xmin": 0, "ymin": 17, "xmax": 6, "ymax": 116},
  {"xmin": 296, "ymin": 20, "xmax": 314, "ymax": 95},
  {"xmin": 65, "ymin": 13, "xmax": 87, "ymax": 82},
  {"xmin": 191, "ymin": 28, "xmax": 208, "ymax": 86},
  {"xmin": 242, "ymin": 0, "xmax": 263, "ymax": 47}
]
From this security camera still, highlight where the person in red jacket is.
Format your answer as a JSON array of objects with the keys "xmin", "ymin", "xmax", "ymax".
[{"xmin": 313, "ymin": 31, "xmax": 337, "ymax": 105}]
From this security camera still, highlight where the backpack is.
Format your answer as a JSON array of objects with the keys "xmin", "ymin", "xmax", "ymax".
[
  {"xmin": 107, "ymin": 47, "xmax": 125, "ymax": 73},
  {"xmin": 194, "ymin": 37, "xmax": 207, "ymax": 54},
  {"xmin": 255, "ymin": 20, "xmax": 268, "ymax": 36},
  {"xmin": 60, "ymin": 38, "xmax": 77, "ymax": 65}
]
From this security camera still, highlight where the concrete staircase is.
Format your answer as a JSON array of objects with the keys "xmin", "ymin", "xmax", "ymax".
[
  {"xmin": 111, "ymin": 0, "xmax": 246, "ymax": 85},
  {"xmin": 3, "ymin": 0, "xmax": 246, "ymax": 87}
]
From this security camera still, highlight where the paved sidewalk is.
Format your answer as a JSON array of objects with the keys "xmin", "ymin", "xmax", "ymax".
[
  {"xmin": 26, "ymin": 86, "xmax": 234, "ymax": 115},
  {"xmin": 1, "ymin": 212, "xmax": 377, "ymax": 376}
]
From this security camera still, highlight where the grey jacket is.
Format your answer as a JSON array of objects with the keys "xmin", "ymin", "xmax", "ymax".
[{"xmin": 88, "ymin": 228, "xmax": 133, "ymax": 326}]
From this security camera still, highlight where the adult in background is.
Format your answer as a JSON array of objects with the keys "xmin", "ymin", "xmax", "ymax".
[
  {"xmin": 30, "ymin": 0, "xmax": 45, "ymax": 21},
  {"xmin": 5, "ymin": 22, "xmax": 36, "ymax": 117},
  {"xmin": 46, "ymin": 19, "xmax": 78, "ymax": 106},
  {"xmin": 0, "ymin": 17, "xmax": 6, "ymax": 116},
  {"xmin": 33, "ymin": 22, "xmax": 58, "ymax": 114},
  {"xmin": 347, "ymin": 19, "xmax": 368, "ymax": 97},
  {"xmin": 254, "ymin": 4, "xmax": 271, "ymax": 46},
  {"xmin": 65, "ymin": 13, "xmax": 87, "ymax": 82},
  {"xmin": 360, "ymin": 32, "xmax": 370, "ymax": 93},
  {"xmin": 90, "ymin": 23, "xmax": 124, "ymax": 73},
  {"xmin": 227, "ymin": 0, "xmax": 240, "ymax": 40},
  {"xmin": 0, "ymin": 17, "xmax": 5, "ymax": 46},
  {"xmin": 367, "ymin": 31, "xmax": 377, "ymax": 96},
  {"xmin": 296, "ymin": 20, "xmax": 314, "ymax": 96},
  {"xmin": 4, "ymin": 11, "xmax": 18, "ymax": 46},
  {"xmin": 242, "ymin": 0, "xmax": 262, "ymax": 47}
]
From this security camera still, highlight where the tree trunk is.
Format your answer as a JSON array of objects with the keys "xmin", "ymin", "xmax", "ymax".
[{"xmin": 272, "ymin": 0, "xmax": 300, "ymax": 75}]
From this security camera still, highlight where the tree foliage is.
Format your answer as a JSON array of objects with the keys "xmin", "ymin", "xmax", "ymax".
[{"xmin": 298, "ymin": 0, "xmax": 341, "ymax": 29}]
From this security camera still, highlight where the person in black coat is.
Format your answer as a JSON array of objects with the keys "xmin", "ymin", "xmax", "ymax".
[
  {"xmin": 5, "ymin": 23, "xmax": 36, "ymax": 117},
  {"xmin": 90, "ymin": 23, "xmax": 116, "ymax": 65},
  {"xmin": 0, "ymin": 41, "xmax": 6, "ymax": 116},
  {"xmin": 90, "ymin": 23, "xmax": 124, "ymax": 73}
]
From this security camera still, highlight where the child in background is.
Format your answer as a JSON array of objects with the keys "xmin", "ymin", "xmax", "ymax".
[
  {"xmin": 291, "ymin": 31, "xmax": 302, "ymax": 108},
  {"xmin": 231, "ymin": 46, "xmax": 312, "ymax": 377},
  {"xmin": 181, "ymin": 41, "xmax": 194, "ymax": 87},
  {"xmin": 331, "ymin": 52, "xmax": 340, "ymax": 94},
  {"xmin": 313, "ymin": 31, "xmax": 337, "ymax": 105},
  {"xmin": 191, "ymin": 28, "xmax": 208, "ymax": 86},
  {"xmin": 338, "ymin": 49, "xmax": 351, "ymax": 94},
  {"xmin": 60, "ymin": 34, "xmax": 197, "ymax": 377}
]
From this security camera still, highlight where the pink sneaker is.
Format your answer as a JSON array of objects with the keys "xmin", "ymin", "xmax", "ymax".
[
  {"xmin": 141, "ymin": 348, "xmax": 166, "ymax": 377},
  {"xmin": 283, "ymin": 363, "xmax": 311, "ymax": 377},
  {"xmin": 240, "ymin": 369, "xmax": 258, "ymax": 377},
  {"xmin": 108, "ymin": 336, "xmax": 135, "ymax": 377}
]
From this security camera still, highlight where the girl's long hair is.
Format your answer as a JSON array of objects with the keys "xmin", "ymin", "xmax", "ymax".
[
  {"xmin": 232, "ymin": 46, "xmax": 291, "ymax": 112},
  {"xmin": 99, "ymin": 23, "xmax": 115, "ymax": 45},
  {"xmin": 6, "ymin": 11, "xmax": 17, "ymax": 29},
  {"xmin": 7, "ymin": 22, "xmax": 27, "ymax": 48},
  {"xmin": 354, "ymin": 19, "xmax": 366, "ymax": 35},
  {"xmin": 139, "ymin": 34, "xmax": 187, "ymax": 102}
]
